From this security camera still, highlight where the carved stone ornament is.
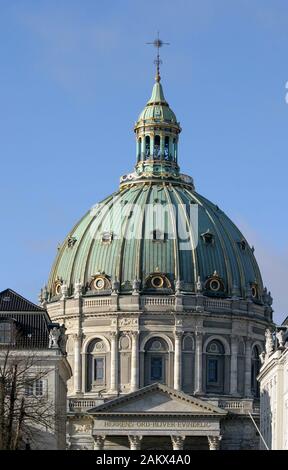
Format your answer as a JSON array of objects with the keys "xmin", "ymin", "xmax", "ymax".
[
  {"xmin": 48, "ymin": 327, "xmax": 61, "ymax": 348},
  {"xmin": 196, "ymin": 276, "xmax": 203, "ymax": 293},
  {"xmin": 119, "ymin": 318, "xmax": 138, "ymax": 327},
  {"xmin": 60, "ymin": 283, "xmax": 68, "ymax": 300},
  {"xmin": 276, "ymin": 329, "xmax": 286, "ymax": 348},
  {"xmin": 265, "ymin": 329, "xmax": 274, "ymax": 356},
  {"xmin": 74, "ymin": 281, "xmax": 82, "ymax": 298},
  {"xmin": 73, "ymin": 422, "xmax": 91, "ymax": 434}
]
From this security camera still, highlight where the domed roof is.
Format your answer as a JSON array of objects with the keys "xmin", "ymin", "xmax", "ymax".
[
  {"xmin": 137, "ymin": 81, "xmax": 178, "ymax": 124},
  {"xmin": 46, "ymin": 72, "xmax": 264, "ymax": 304},
  {"xmin": 47, "ymin": 182, "xmax": 263, "ymax": 301}
]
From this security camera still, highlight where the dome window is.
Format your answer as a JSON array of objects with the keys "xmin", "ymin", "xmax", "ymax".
[
  {"xmin": 90, "ymin": 275, "xmax": 111, "ymax": 292},
  {"xmin": 205, "ymin": 271, "xmax": 225, "ymax": 295},
  {"xmin": 238, "ymin": 240, "xmax": 247, "ymax": 251},
  {"xmin": 67, "ymin": 237, "xmax": 77, "ymax": 248},
  {"xmin": 152, "ymin": 229, "xmax": 167, "ymax": 242},
  {"xmin": 146, "ymin": 272, "xmax": 171, "ymax": 290},
  {"xmin": 151, "ymin": 276, "xmax": 164, "ymax": 288},
  {"xmin": 201, "ymin": 230, "xmax": 214, "ymax": 245},
  {"xmin": 101, "ymin": 232, "xmax": 113, "ymax": 244},
  {"xmin": 54, "ymin": 280, "xmax": 63, "ymax": 296},
  {"xmin": 251, "ymin": 283, "xmax": 258, "ymax": 299}
]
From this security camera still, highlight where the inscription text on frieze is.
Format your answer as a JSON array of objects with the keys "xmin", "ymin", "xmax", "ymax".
[{"xmin": 104, "ymin": 420, "xmax": 212, "ymax": 429}]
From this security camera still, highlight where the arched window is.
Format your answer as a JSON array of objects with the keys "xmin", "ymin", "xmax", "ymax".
[
  {"xmin": 86, "ymin": 338, "xmax": 107, "ymax": 392},
  {"xmin": 182, "ymin": 335, "xmax": 194, "ymax": 393},
  {"xmin": 164, "ymin": 136, "xmax": 169, "ymax": 160},
  {"xmin": 251, "ymin": 345, "xmax": 261, "ymax": 397},
  {"xmin": 206, "ymin": 340, "xmax": 225, "ymax": 394},
  {"xmin": 145, "ymin": 136, "xmax": 150, "ymax": 159},
  {"xmin": 154, "ymin": 135, "xmax": 160, "ymax": 159},
  {"xmin": 144, "ymin": 337, "xmax": 169, "ymax": 386}
]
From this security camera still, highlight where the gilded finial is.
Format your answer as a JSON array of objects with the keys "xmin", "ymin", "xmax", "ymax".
[{"xmin": 146, "ymin": 32, "xmax": 170, "ymax": 82}]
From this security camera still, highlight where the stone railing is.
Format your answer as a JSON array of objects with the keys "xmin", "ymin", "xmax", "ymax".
[
  {"xmin": 203, "ymin": 298, "xmax": 232, "ymax": 311},
  {"xmin": 68, "ymin": 398, "xmax": 103, "ymax": 412},
  {"xmin": 142, "ymin": 297, "xmax": 175, "ymax": 309},
  {"xmin": 83, "ymin": 298, "xmax": 112, "ymax": 308},
  {"xmin": 218, "ymin": 398, "xmax": 260, "ymax": 415}
]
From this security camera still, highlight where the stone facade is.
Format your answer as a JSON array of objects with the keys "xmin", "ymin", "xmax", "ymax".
[
  {"xmin": 47, "ymin": 291, "xmax": 270, "ymax": 450},
  {"xmin": 258, "ymin": 326, "xmax": 288, "ymax": 450}
]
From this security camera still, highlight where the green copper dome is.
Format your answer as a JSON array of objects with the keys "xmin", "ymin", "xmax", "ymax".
[
  {"xmin": 47, "ymin": 182, "xmax": 263, "ymax": 301},
  {"xmin": 137, "ymin": 81, "xmax": 178, "ymax": 124},
  {"xmin": 46, "ymin": 77, "xmax": 264, "ymax": 304}
]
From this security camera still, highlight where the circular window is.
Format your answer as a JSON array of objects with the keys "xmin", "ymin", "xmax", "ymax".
[
  {"xmin": 210, "ymin": 279, "xmax": 221, "ymax": 291},
  {"xmin": 55, "ymin": 283, "xmax": 62, "ymax": 296},
  {"xmin": 95, "ymin": 341, "xmax": 104, "ymax": 351},
  {"xmin": 252, "ymin": 286, "xmax": 257, "ymax": 298},
  {"xmin": 94, "ymin": 277, "xmax": 105, "ymax": 290},
  {"xmin": 151, "ymin": 276, "xmax": 164, "ymax": 288},
  {"xmin": 151, "ymin": 340, "xmax": 162, "ymax": 350},
  {"xmin": 209, "ymin": 342, "xmax": 219, "ymax": 353}
]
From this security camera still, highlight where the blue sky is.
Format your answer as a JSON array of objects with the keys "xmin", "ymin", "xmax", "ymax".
[{"xmin": 0, "ymin": 0, "xmax": 287, "ymax": 323}]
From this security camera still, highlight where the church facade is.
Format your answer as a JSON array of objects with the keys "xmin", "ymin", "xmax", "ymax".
[{"xmin": 40, "ymin": 56, "xmax": 274, "ymax": 450}]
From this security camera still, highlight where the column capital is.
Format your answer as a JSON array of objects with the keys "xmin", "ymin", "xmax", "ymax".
[
  {"xmin": 72, "ymin": 332, "xmax": 83, "ymax": 341},
  {"xmin": 208, "ymin": 435, "xmax": 222, "ymax": 450},
  {"xmin": 93, "ymin": 435, "xmax": 106, "ymax": 450},
  {"xmin": 171, "ymin": 435, "xmax": 185, "ymax": 450},
  {"xmin": 131, "ymin": 330, "xmax": 140, "ymax": 339},
  {"xmin": 109, "ymin": 330, "xmax": 118, "ymax": 339},
  {"xmin": 128, "ymin": 435, "xmax": 143, "ymax": 450},
  {"xmin": 174, "ymin": 330, "xmax": 183, "ymax": 339},
  {"xmin": 195, "ymin": 330, "xmax": 203, "ymax": 338}
]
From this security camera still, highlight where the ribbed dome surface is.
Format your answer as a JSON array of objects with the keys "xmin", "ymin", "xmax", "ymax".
[
  {"xmin": 137, "ymin": 81, "xmax": 178, "ymax": 123},
  {"xmin": 48, "ymin": 182, "xmax": 263, "ymax": 299}
]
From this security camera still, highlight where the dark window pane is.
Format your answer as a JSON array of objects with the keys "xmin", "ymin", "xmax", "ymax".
[
  {"xmin": 0, "ymin": 323, "xmax": 12, "ymax": 344},
  {"xmin": 151, "ymin": 357, "xmax": 162, "ymax": 380},
  {"xmin": 208, "ymin": 358, "xmax": 218, "ymax": 383},
  {"xmin": 94, "ymin": 358, "xmax": 104, "ymax": 380}
]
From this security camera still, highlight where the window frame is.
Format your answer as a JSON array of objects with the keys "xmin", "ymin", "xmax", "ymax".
[
  {"xmin": 0, "ymin": 320, "xmax": 15, "ymax": 345},
  {"xmin": 150, "ymin": 355, "xmax": 163, "ymax": 381}
]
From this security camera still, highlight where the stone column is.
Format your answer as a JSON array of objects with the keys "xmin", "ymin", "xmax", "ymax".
[
  {"xmin": 93, "ymin": 435, "xmax": 105, "ymax": 450},
  {"xmin": 128, "ymin": 435, "xmax": 142, "ymax": 450},
  {"xmin": 171, "ymin": 435, "xmax": 185, "ymax": 450},
  {"xmin": 73, "ymin": 334, "xmax": 82, "ymax": 394},
  {"xmin": 194, "ymin": 331, "xmax": 203, "ymax": 394},
  {"xmin": 110, "ymin": 331, "xmax": 118, "ymax": 394},
  {"xmin": 208, "ymin": 435, "xmax": 221, "ymax": 450},
  {"xmin": 244, "ymin": 338, "xmax": 252, "ymax": 397},
  {"xmin": 230, "ymin": 335, "xmax": 239, "ymax": 395},
  {"xmin": 131, "ymin": 331, "xmax": 139, "ymax": 392},
  {"xmin": 174, "ymin": 331, "xmax": 182, "ymax": 391}
]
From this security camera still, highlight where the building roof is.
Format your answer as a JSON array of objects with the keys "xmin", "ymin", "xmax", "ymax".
[
  {"xmin": 0, "ymin": 288, "xmax": 51, "ymax": 349},
  {"xmin": 0, "ymin": 288, "xmax": 45, "ymax": 312}
]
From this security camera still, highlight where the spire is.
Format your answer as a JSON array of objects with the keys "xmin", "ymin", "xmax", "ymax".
[{"xmin": 146, "ymin": 32, "xmax": 169, "ymax": 83}]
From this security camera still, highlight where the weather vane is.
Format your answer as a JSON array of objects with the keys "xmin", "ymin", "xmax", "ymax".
[{"xmin": 146, "ymin": 32, "xmax": 170, "ymax": 82}]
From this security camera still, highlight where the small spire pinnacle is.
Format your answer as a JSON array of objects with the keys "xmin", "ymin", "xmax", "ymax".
[{"xmin": 146, "ymin": 32, "xmax": 169, "ymax": 82}]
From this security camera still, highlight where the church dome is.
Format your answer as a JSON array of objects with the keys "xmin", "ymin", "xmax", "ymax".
[
  {"xmin": 46, "ymin": 74, "xmax": 264, "ymax": 305},
  {"xmin": 47, "ymin": 183, "xmax": 263, "ymax": 301}
]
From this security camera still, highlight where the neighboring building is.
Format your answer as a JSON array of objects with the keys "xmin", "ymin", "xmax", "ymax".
[
  {"xmin": 0, "ymin": 288, "xmax": 72, "ymax": 450},
  {"xmin": 258, "ymin": 324, "xmax": 288, "ymax": 450},
  {"xmin": 40, "ymin": 58, "xmax": 274, "ymax": 450}
]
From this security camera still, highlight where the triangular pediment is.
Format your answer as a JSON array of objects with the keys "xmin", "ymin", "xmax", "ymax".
[{"xmin": 88, "ymin": 383, "xmax": 227, "ymax": 415}]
